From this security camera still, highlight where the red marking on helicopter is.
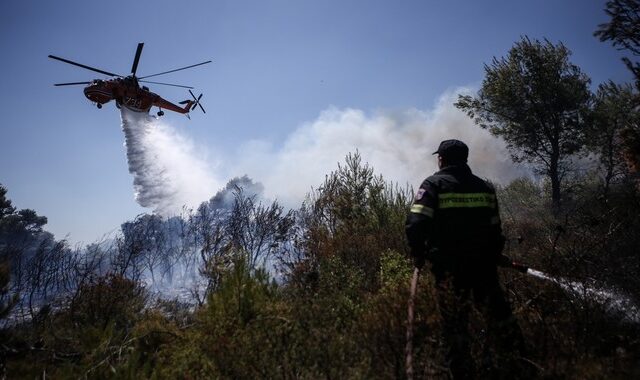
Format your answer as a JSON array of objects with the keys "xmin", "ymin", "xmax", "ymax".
[{"xmin": 49, "ymin": 43, "xmax": 209, "ymax": 117}]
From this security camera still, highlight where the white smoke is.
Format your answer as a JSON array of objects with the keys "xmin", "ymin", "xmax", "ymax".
[
  {"xmin": 233, "ymin": 87, "xmax": 529, "ymax": 206},
  {"xmin": 120, "ymin": 108, "xmax": 223, "ymax": 215},
  {"xmin": 119, "ymin": 87, "xmax": 529, "ymax": 214}
]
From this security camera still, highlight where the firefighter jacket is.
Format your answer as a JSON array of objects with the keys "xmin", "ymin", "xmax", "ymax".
[{"xmin": 405, "ymin": 164, "xmax": 504, "ymax": 268}]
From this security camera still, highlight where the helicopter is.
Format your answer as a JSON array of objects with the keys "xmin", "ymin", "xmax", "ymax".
[{"xmin": 49, "ymin": 43, "xmax": 210, "ymax": 117}]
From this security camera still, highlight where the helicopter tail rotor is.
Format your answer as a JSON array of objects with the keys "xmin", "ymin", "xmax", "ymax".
[{"xmin": 188, "ymin": 90, "xmax": 206, "ymax": 114}]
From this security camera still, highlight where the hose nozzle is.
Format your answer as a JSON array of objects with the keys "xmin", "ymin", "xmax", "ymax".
[{"xmin": 511, "ymin": 261, "xmax": 529, "ymax": 273}]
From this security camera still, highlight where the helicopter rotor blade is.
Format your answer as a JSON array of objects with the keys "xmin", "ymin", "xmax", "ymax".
[
  {"xmin": 189, "ymin": 89, "xmax": 197, "ymax": 99},
  {"xmin": 131, "ymin": 43, "xmax": 144, "ymax": 76},
  {"xmin": 54, "ymin": 81, "xmax": 92, "ymax": 86},
  {"xmin": 48, "ymin": 55, "xmax": 120, "ymax": 77},
  {"xmin": 139, "ymin": 60, "xmax": 212, "ymax": 79},
  {"xmin": 139, "ymin": 80, "xmax": 194, "ymax": 89},
  {"xmin": 196, "ymin": 93, "xmax": 206, "ymax": 113}
]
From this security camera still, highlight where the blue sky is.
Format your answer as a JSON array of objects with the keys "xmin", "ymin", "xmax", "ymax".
[{"xmin": 0, "ymin": 0, "xmax": 632, "ymax": 244}]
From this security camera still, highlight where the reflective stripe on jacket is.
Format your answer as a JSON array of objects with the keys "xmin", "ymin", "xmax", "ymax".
[{"xmin": 405, "ymin": 164, "xmax": 503, "ymax": 260}]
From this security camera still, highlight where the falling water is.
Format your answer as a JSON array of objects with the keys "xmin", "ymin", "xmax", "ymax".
[
  {"xmin": 120, "ymin": 108, "xmax": 222, "ymax": 215},
  {"xmin": 527, "ymin": 269, "xmax": 640, "ymax": 323}
]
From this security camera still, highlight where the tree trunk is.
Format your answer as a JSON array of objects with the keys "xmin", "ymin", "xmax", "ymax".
[{"xmin": 550, "ymin": 151, "xmax": 561, "ymax": 213}]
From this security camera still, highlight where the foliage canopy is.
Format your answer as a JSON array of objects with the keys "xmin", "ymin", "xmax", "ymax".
[{"xmin": 456, "ymin": 37, "xmax": 591, "ymax": 210}]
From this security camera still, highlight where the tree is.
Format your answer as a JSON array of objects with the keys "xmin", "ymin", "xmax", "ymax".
[
  {"xmin": 0, "ymin": 184, "xmax": 49, "ymax": 303},
  {"xmin": 587, "ymin": 81, "xmax": 638, "ymax": 193},
  {"xmin": 0, "ymin": 186, "xmax": 47, "ymax": 241},
  {"xmin": 225, "ymin": 188, "xmax": 295, "ymax": 272},
  {"xmin": 289, "ymin": 152, "xmax": 411, "ymax": 291},
  {"xmin": 455, "ymin": 37, "xmax": 592, "ymax": 210},
  {"xmin": 0, "ymin": 260, "xmax": 17, "ymax": 320},
  {"xmin": 595, "ymin": 0, "xmax": 640, "ymax": 88},
  {"xmin": 595, "ymin": 1, "xmax": 640, "ymax": 189}
]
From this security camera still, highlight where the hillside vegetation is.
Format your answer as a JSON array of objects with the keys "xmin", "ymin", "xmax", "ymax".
[{"xmin": 1, "ymin": 147, "xmax": 640, "ymax": 378}]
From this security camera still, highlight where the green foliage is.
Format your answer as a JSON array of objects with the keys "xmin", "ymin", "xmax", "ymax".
[
  {"xmin": 595, "ymin": 0, "xmax": 640, "ymax": 194},
  {"xmin": 2, "ymin": 273, "xmax": 150, "ymax": 379},
  {"xmin": 595, "ymin": 0, "xmax": 640, "ymax": 88},
  {"xmin": 190, "ymin": 184, "xmax": 296, "ymax": 296},
  {"xmin": 0, "ymin": 183, "xmax": 54, "ymax": 313},
  {"xmin": 203, "ymin": 253, "xmax": 276, "ymax": 328},
  {"xmin": 359, "ymin": 250, "xmax": 442, "ymax": 378},
  {"xmin": 494, "ymin": 177, "xmax": 640, "ymax": 378},
  {"xmin": 3, "ymin": 151, "xmax": 640, "ymax": 378},
  {"xmin": 144, "ymin": 154, "xmax": 418, "ymax": 379},
  {"xmin": 0, "ymin": 260, "xmax": 17, "ymax": 320},
  {"xmin": 295, "ymin": 151, "xmax": 412, "ymax": 292},
  {"xmin": 151, "ymin": 253, "xmax": 297, "ymax": 379},
  {"xmin": 0, "ymin": 184, "xmax": 47, "ymax": 238},
  {"xmin": 620, "ymin": 126, "xmax": 640, "ymax": 177},
  {"xmin": 498, "ymin": 178, "xmax": 553, "ymax": 266},
  {"xmin": 456, "ymin": 37, "xmax": 592, "ymax": 210},
  {"xmin": 69, "ymin": 274, "xmax": 148, "ymax": 330},
  {"xmin": 587, "ymin": 81, "xmax": 639, "ymax": 192},
  {"xmin": 379, "ymin": 249, "xmax": 413, "ymax": 293}
]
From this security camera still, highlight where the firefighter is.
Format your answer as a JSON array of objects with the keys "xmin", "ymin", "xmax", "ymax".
[{"xmin": 405, "ymin": 139, "xmax": 524, "ymax": 378}]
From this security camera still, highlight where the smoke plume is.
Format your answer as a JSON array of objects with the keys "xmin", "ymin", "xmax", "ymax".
[{"xmin": 233, "ymin": 88, "xmax": 530, "ymax": 206}]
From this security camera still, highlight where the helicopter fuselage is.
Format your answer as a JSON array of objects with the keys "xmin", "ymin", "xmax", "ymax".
[{"xmin": 83, "ymin": 77, "xmax": 190, "ymax": 114}]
